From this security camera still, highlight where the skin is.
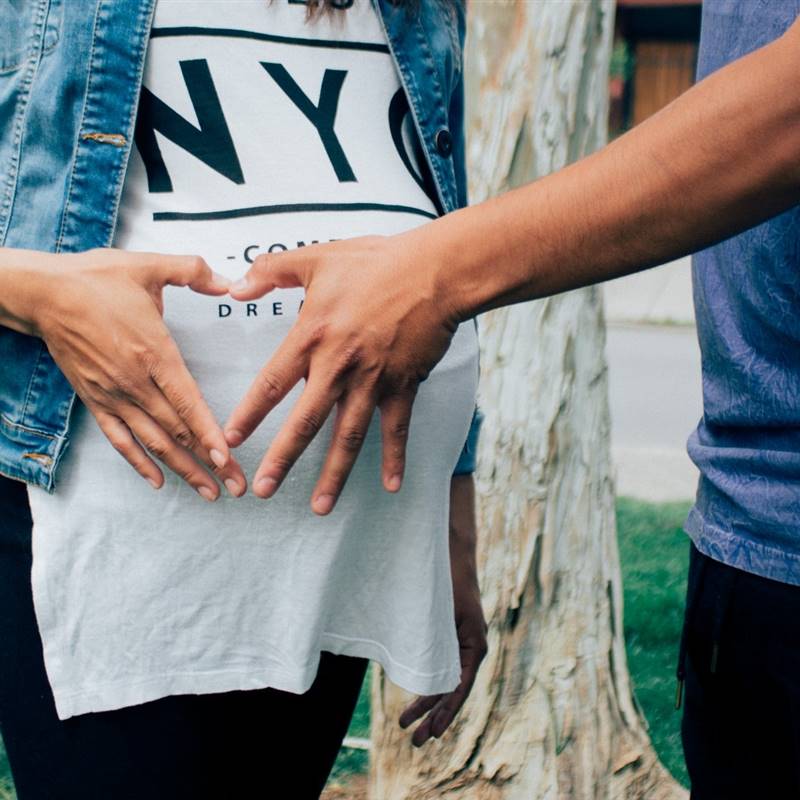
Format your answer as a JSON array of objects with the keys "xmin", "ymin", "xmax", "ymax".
[
  {"xmin": 400, "ymin": 474, "xmax": 487, "ymax": 746},
  {"xmin": 0, "ymin": 245, "xmax": 483, "ymax": 746},
  {"xmin": 0, "ymin": 247, "xmax": 247, "ymax": 500},
  {"xmin": 223, "ymin": 13, "xmax": 800, "ymax": 518}
]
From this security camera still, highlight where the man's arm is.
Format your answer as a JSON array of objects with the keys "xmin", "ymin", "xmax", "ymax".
[
  {"xmin": 435, "ymin": 14, "xmax": 800, "ymax": 319},
  {"xmin": 224, "ymin": 14, "xmax": 800, "ymax": 514}
]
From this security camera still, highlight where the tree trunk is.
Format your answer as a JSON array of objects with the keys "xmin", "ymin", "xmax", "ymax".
[{"xmin": 368, "ymin": 1, "xmax": 688, "ymax": 798}]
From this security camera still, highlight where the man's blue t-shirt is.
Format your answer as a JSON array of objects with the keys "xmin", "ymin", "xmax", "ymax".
[{"xmin": 685, "ymin": 0, "xmax": 800, "ymax": 584}]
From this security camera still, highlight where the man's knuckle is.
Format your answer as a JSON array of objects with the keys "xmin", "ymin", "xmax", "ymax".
[
  {"xmin": 335, "ymin": 344, "xmax": 365, "ymax": 375},
  {"xmin": 126, "ymin": 341, "xmax": 152, "ymax": 366},
  {"xmin": 296, "ymin": 410, "xmax": 323, "ymax": 440},
  {"xmin": 256, "ymin": 372, "xmax": 283, "ymax": 404},
  {"xmin": 106, "ymin": 371, "xmax": 136, "ymax": 398},
  {"xmin": 391, "ymin": 420, "xmax": 410, "ymax": 441},
  {"xmin": 337, "ymin": 426, "xmax": 365, "ymax": 453},
  {"xmin": 304, "ymin": 320, "xmax": 329, "ymax": 349}
]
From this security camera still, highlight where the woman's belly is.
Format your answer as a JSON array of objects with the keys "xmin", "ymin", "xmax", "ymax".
[
  {"xmin": 26, "ymin": 215, "xmax": 479, "ymax": 720},
  {"xmin": 47, "ymin": 210, "xmax": 480, "ymax": 515},
  {"xmin": 120, "ymin": 212, "xmax": 481, "ymax": 494}
]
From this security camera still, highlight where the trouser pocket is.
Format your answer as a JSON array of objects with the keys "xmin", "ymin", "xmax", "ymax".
[{"xmin": 675, "ymin": 542, "xmax": 737, "ymax": 708}]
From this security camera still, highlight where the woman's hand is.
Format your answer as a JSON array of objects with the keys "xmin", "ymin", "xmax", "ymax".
[
  {"xmin": 223, "ymin": 231, "xmax": 460, "ymax": 514},
  {"xmin": 398, "ymin": 474, "xmax": 487, "ymax": 746},
  {"xmin": 8, "ymin": 247, "xmax": 247, "ymax": 500}
]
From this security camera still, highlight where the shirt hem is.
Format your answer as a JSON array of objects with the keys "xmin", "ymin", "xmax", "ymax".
[
  {"xmin": 684, "ymin": 507, "xmax": 800, "ymax": 587},
  {"xmin": 48, "ymin": 632, "xmax": 462, "ymax": 720}
]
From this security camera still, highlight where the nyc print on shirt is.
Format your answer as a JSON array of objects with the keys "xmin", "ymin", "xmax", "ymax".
[{"xmin": 25, "ymin": 0, "xmax": 479, "ymax": 720}]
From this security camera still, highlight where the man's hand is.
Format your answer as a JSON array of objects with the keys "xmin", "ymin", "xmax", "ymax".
[
  {"xmin": 23, "ymin": 247, "xmax": 247, "ymax": 500},
  {"xmin": 224, "ymin": 232, "xmax": 459, "ymax": 514},
  {"xmin": 398, "ymin": 474, "xmax": 487, "ymax": 746}
]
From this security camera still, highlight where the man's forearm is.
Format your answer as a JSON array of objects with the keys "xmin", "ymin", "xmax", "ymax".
[
  {"xmin": 220, "ymin": 15, "xmax": 800, "ymax": 510},
  {"xmin": 422, "ymin": 16, "xmax": 800, "ymax": 320}
]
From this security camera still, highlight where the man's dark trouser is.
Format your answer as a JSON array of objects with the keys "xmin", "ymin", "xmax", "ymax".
[
  {"xmin": 679, "ymin": 541, "xmax": 800, "ymax": 799},
  {"xmin": 0, "ymin": 475, "xmax": 368, "ymax": 800}
]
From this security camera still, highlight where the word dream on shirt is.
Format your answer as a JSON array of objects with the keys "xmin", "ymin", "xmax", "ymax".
[{"xmin": 217, "ymin": 298, "xmax": 303, "ymax": 319}]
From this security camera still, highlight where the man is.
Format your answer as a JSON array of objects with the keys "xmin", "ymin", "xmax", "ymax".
[{"xmin": 221, "ymin": 2, "xmax": 800, "ymax": 795}]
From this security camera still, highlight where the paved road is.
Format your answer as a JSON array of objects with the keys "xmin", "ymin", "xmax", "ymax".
[
  {"xmin": 605, "ymin": 323, "xmax": 703, "ymax": 502},
  {"xmin": 603, "ymin": 256, "xmax": 694, "ymax": 326}
]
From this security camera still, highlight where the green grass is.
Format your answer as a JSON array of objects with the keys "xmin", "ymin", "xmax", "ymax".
[
  {"xmin": 0, "ymin": 747, "xmax": 13, "ymax": 800},
  {"xmin": 328, "ymin": 668, "xmax": 371, "ymax": 782},
  {"xmin": 615, "ymin": 496, "xmax": 692, "ymax": 789},
  {"xmin": 330, "ymin": 497, "xmax": 694, "ymax": 788},
  {"xmin": 0, "ymin": 498, "xmax": 692, "ymax": 794}
]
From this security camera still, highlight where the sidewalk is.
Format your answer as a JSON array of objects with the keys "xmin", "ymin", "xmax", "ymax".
[
  {"xmin": 603, "ymin": 257, "xmax": 702, "ymax": 503},
  {"xmin": 603, "ymin": 256, "xmax": 694, "ymax": 326}
]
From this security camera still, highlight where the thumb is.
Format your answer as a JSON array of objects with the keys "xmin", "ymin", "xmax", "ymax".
[
  {"xmin": 151, "ymin": 254, "xmax": 230, "ymax": 296},
  {"xmin": 229, "ymin": 249, "xmax": 311, "ymax": 301}
]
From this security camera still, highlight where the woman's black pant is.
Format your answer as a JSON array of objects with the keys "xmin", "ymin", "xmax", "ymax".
[
  {"xmin": 0, "ymin": 475, "xmax": 368, "ymax": 800},
  {"xmin": 679, "ymin": 540, "xmax": 800, "ymax": 799}
]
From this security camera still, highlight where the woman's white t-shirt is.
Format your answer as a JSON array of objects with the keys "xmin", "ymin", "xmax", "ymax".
[{"xmin": 25, "ymin": 0, "xmax": 479, "ymax": 721}]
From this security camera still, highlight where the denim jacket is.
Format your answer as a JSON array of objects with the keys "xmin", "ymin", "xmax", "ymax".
[{"xmin": 0, "ymin": 0, "xmax": 482, "ymax": 491}]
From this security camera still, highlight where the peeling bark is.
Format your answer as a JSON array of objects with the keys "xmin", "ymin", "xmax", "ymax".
[{"xmin": 369, "ymin": 2, "xmax": 688, "ymax": 798}]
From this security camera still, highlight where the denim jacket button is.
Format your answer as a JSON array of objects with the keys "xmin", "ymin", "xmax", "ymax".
[{"xmin": 435, "ymin": 127, "xmax": 453, "ymax": 157}]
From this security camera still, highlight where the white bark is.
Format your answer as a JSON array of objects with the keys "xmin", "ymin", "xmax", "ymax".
[{"xmin": 369, "ymin": 1, "xmax": 687, "ymax": 798}]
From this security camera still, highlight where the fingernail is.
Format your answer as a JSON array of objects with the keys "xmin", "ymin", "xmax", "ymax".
[
  {"xmin": 386, "ymin": 474, "xmax": 402, "ymax": 492},
  {"xmin": 313, "ymin": 494, "xmax": 335, "ymax": 515},
  {"xmin": 210, "ymin": 448, "xmax": 227, "ymax": 469},
  {"xmin": 211, "ymin": 271, "xmax": 230, "ymax": 288},
  {"xmin": 147, "ymin": 477, "xmax": 161, "ymax": 490},
  {"xmin": 231, "ymin": 278, "xmax": 249, "ymax": 293},
  {"xmin": 255, "ymin": 476, "xmax": 278, "ymax": 498},
  {"xmin": 225, "ymin": 429, "xmax": 243, "ymax": 447},
  {"xmin": 224, "ymin": 478, "xmax": 241, "ymax": 497},
  {"xmin": 197, "ymin": 485, "xmax": 216, "ymax": 502}
]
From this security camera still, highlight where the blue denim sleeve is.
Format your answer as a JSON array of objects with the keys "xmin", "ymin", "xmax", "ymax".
[{"xmin": 452, "ymin": 403, "xmax": 483, "ymax": 475}]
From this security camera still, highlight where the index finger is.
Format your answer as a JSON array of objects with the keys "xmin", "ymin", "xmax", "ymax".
[{"xmin": 223, "ymin": 323, "xmax": 311, "ymax": 447}]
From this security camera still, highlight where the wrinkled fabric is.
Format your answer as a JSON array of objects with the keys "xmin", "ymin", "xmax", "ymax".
[
  {"xmin": 25, "ymin": 0, "xmax": 478, "ymax": 719},
  {"xmin": 685, "ymin": 0, "xmax": 800, "ymax": 584}
]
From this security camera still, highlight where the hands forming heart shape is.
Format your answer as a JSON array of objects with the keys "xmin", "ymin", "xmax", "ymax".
[{"xmin": 27, "ymin": 231, "xmax": 459, "ymax": 514}]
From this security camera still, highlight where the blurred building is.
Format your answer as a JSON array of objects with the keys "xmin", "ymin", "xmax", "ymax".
[
  {"xmin": 609, "ymin": 0, "xmax": 702, "ymax": 136},
  {"xmin": 603, "ymin": 2, "xmax": 703, "ymax": 502}
]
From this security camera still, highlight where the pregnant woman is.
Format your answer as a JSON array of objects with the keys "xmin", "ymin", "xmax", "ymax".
[{"xmin": 0, "ymin": 0, "xmax": 485, "ymax": 797}]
